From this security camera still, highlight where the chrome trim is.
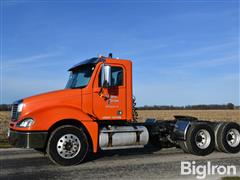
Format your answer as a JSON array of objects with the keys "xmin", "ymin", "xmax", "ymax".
[
  {"xmin": 195, "ymin": 129, "xmax": 211, "ymax": 149},
  {"xmin": 226, "ymin": 128, "xmax": 240, "ymax": 148}
]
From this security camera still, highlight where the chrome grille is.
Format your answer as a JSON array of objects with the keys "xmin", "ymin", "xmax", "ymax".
[{"xmin": 11, "ymin": 103, "xmax": 19, "ymax": 122}]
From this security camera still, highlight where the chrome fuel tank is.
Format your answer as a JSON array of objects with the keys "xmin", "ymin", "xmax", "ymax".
[{"xmin": 99, "ymin": 126, "xmax": 149, "ymax": 150}]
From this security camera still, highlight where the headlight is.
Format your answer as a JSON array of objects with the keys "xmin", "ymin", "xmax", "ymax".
[
  {"xmin": 17, "ymin": 103, "xmax": 24, "ymax": 112},
  {"xmin": 17, "ymin": 118, "xmax": 35, "ymax": 128}
]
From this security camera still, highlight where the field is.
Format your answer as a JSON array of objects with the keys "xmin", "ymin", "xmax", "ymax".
[
  {"xmin": 1, "ymin": 110, "xmax": 240, "ymax": 143},
  {"xmin": 137, "ymin": 109, "xmax": 240, "ymax": 122},
  {"xmin": 0, "ymin": 111, "xmax": 11, "ymax": 144}
]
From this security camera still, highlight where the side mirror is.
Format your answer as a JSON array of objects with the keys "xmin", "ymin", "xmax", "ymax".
[{"xmin": 101, "ymin": 65, "xmax": 111, "ymax": 88}]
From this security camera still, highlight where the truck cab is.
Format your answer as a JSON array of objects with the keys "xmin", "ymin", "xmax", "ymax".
[{"xmin": 9, "ymin": 55, "xmax": 138, "ymax": 165}]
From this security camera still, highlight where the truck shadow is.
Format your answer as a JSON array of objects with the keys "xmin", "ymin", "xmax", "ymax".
[
  {"xmin": 85, "ymin": 146, "xmax": 181, "ymax": 163},
  {"xmin": 1, "ymin": 146, "xmax": 183, "ymax": 169}
]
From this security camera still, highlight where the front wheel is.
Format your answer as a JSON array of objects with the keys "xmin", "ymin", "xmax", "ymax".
[{"xmin": 47, "ymin": 125, "xmax": 89, "ymax": 166}]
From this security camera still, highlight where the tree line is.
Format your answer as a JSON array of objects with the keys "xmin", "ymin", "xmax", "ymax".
[
  {"xmin": 0, "ymin": 104, "xmax": 12, "ymax": 111},
  {"xmin": 0, "ymin": 103, "xmax": 238, "ymax": 111},
  {"xmin": 137, "ymin": 103, "xmax": 237, "ymax": 110}
]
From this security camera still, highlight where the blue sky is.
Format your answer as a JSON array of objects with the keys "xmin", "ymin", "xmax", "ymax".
[{"xmin": 1, "ymin": 0, "xmax": 239, "ymax": 106}]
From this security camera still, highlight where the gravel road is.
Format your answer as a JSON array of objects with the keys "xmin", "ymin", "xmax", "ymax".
[{"xmin": 0, "ymin": 147, "xmax": 240, "ymax": 180}]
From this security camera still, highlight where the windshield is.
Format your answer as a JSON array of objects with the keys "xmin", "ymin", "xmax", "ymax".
[{"xmin": 66, "ymin": 64, "xmax": 95, "ymax": 88}]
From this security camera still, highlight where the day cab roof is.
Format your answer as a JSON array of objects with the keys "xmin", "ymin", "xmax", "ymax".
[{"xmin": 68, "ymin": 55, "xmax": 132, "ymax": 71}]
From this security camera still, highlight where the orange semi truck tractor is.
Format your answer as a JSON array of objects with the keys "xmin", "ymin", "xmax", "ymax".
[{"xmin": 8, "ymin": 54, "xmax": 240, "ymax": 166}]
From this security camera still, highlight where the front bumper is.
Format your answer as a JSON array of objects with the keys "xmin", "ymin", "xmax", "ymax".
[{"xmin": 8, "ymin": 130, "xmax": 48, "ymax": 149}]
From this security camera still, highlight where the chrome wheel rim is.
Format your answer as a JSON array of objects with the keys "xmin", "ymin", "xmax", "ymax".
[
  {"xmin": 57, "ymin": 134, "xmax": 81, "ymax": 159},
  {"xmin": 195, "ymin": 129, "xmax": 211, "ymax": 149},
  {"xmin": 226, "ymin": 129, "xmax": 240, "ymax": 147}
]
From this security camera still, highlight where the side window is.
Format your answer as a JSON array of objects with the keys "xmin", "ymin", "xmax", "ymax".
[
  {"xmin": 111, "ymin": 67, "xmax": 123, "ymax": 86},
  {"xmin": 98, "ymin": 66, "xmax": 124, "ymax": 87}
]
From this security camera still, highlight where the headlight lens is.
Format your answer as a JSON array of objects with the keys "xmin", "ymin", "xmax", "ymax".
[
  {"xmin": 17, "ymin": 118, "xmax": 34, "ymax": 128},
  {"xmin": 17, "ymin": 103, "xmax": 24, "ymax": 112}
]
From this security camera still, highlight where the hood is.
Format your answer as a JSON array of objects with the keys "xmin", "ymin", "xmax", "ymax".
[
  {"xmin": 24, "ymin": 89, "xmax": 81, "ymax": 104},
  {"xmin": 22, "ymin": 89, "xmax": 82, "ymax": 115}
]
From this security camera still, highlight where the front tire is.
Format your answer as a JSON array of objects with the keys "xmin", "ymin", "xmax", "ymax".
[{"xmin": 47, "ymin": 125, "xmax": 89, "ymax": 166}]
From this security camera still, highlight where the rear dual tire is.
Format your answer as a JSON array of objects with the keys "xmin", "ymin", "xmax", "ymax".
[
  {"xmin": 179, "ymin": 124, "xmax": 215, "ymax": 156},
  {"xmin": 215, "ymin": 122, "xmax": 240, "ymax": 153}
]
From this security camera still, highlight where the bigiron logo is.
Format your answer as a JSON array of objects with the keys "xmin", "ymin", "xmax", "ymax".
[{"xmin": 181, "ymin": 161, "xmax": 237, "ymax": 179}]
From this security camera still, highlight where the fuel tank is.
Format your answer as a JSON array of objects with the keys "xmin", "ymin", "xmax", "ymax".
[{"xmin": 99, "ymin": 126, "xmax": 149, "ymax": 150}]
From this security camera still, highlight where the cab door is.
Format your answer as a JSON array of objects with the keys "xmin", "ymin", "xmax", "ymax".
[{"xmin": 92, "ymin": 64, "xmax": 127, "ymax": 120}]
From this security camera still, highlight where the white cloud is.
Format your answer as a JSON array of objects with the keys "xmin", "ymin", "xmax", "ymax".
[
  {"xmin": 4, "ymin": 52, "xmax": 59, "ymax": 66},
  {"xmin": 165, "ymin": 41, "xmax": 237, "ymax": 58},
  {"xmin": 176, "ymin": 55, "xmax": 238, "ymax": 69}
]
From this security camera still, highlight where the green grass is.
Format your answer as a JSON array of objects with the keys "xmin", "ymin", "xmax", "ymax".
[
  {"xmin": 0, "ymin": 140, "xmax": 12, "ymax": 148},
  {"xmin": 222, "ymin": 177, "xmax": 240, "ymax": 180}
]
